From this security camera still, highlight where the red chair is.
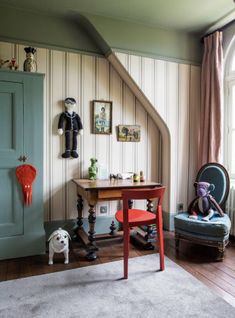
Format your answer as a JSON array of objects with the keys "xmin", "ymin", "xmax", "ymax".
[{"xmin": 115, "ymin": 187, "xmax": 165, "ymax": 279}]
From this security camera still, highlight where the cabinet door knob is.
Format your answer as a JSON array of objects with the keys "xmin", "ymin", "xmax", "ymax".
[{"xmin": 18, "ymin": 155, "xmax": 28, "ymax": 162}]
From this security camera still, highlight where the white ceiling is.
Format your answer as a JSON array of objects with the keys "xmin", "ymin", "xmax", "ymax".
[{"xmin": 0, "ymin": 0, "xmax": 234, "ymax": 33}]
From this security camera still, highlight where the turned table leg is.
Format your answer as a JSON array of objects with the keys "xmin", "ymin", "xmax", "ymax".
[
  {"xmin": 145, "ymin": 199, "xmax": 155, "ymax": 250},
  {"xmin": 73, "ymin": 194, "xmax": 83, "ymax": 240},
  {"xmin": 86, "ymin": 204, "xmax": 98, "ymax": 260}
]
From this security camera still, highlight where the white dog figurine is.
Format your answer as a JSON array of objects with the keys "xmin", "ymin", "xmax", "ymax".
[{"xmin": 48, "ymin": 228, "xmax": 71, "ymax": 265}]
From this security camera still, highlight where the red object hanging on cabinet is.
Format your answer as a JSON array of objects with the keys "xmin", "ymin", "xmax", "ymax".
[{"xmin": 16, "ymin": 164, "xmax": 37, "ymax": 206}]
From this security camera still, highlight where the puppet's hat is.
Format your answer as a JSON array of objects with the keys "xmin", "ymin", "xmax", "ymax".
[{"xmin": 65, "ymin": 97, "xmax": 76, "ymax": 104}]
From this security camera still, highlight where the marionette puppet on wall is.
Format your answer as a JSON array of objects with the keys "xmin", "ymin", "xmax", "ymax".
[{"xmin": 58, "ymin": 98, "xmax": 83, "ymax": 158}]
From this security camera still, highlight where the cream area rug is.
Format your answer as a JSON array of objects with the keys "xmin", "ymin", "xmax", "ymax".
[{"xmin": 0, "ymin": 254, "xmax": 234, "ymax": 318}]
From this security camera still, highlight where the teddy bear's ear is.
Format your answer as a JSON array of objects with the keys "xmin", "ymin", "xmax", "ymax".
[{"xmin": 209, "ymin": 183, "xmax": 215, "ymax": 192}]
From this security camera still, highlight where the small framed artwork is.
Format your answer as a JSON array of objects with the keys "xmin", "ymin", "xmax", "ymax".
[
  {"xmin": 117, "ymin": 125, "xmax": 141, "ymax": 142},
  {"xmin": 92, "ymin": 100, "xmax": 112, "ymax": 134}
]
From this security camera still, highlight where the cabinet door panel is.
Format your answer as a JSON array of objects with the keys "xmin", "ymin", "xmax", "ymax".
[{"xmin": 0, "ymin": 81, "xmax": 24, "ymax": 237}]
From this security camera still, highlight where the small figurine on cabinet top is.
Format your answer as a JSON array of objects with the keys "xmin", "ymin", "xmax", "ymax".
[
  {"xmin": 58, "ymin": 98, "xmax": 83, "ymax": 158},
  {"xmin": 88, "ymin": 158, "xmax": 98, "ymax": 180},
  {"xmin": 8, "ymin": 58, "xmax": 18, "ymax": 70},
  {"xmin": 23, "ymin": 47, "xmax": 37, "ymax": 72}
]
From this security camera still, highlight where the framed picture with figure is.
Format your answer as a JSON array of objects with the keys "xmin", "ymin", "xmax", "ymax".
[{"xmin": 92, "ymin": 100, "xmax": 112, "ymax": 134}]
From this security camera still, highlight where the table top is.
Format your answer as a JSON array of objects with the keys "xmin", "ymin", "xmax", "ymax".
[{"xmin": 72, "ymin": 179, "xmax": 161, "ymax": 191}]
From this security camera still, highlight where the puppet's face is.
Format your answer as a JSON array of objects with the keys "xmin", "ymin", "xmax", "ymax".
[
  {"xmin": 64, "ymin": 98, "xmax": 76, "ymax": 113},
  {"xmin": 65, "ymin": 101, "xmax": 76, "ymax": 113},
  {"xmin": 195, "ymin": 181, "xmax": 215, "ymax": 197}
]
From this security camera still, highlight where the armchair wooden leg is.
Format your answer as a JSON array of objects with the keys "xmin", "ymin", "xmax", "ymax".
[{"xmin": 217, "ymin": 242, "xmax": 225, "ymax": 261}]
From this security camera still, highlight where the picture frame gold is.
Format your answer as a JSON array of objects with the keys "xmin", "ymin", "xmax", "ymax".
[{"xmin": 92, "ymin": 100, "xmax": 112, "ymax": 134}]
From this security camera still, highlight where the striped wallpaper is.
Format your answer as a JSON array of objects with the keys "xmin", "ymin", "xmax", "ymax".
[{"xmin": 0, "ymin": 41, "xmax": 200, "ymax": 226}]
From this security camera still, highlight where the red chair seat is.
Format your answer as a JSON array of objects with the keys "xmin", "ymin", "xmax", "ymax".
[{"xmin": 116, "ymin": 209, "xmax": 155, "ymax": 225}]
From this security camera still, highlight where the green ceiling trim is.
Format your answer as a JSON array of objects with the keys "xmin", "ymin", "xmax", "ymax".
[
  {"xmin": 83, "ymin": 14, "xmax": 202, "ymax": 64},
  {"xmin": 0, "ymin": 5, "xmax": 202, "ymax": 64}
]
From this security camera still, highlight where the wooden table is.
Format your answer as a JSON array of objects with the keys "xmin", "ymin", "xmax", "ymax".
[{"xmin": 72, "ymin": 178, "xmax": 161, "ymax": 260}]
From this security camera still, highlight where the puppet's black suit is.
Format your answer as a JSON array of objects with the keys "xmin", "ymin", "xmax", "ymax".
[{"xmin": 58, "ymin": 111, "xmax": 83, "ymax": 158}]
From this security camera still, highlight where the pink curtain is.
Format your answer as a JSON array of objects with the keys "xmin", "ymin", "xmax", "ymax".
[{"xmin": 199, "ymin": 31, "xmax": 223, "ymax": 168}]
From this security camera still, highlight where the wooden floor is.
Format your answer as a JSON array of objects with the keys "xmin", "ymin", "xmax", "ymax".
[{"xmin": 1, "ymin": 231, "xmax": 235, "ymax": 308}]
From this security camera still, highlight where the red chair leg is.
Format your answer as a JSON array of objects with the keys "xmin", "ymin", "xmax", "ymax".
[
  {"xmin": 123, "ymin": 226, "xmax": 130, "ymax": 279},
  {"xmin": 156, "ymin": 207, "xmax": 164, "ymax": 271}
]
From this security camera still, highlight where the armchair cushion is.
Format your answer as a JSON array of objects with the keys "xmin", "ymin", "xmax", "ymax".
[{"xmin": 174, "ymin": 212, "xmax": 231, "ymax": 242}]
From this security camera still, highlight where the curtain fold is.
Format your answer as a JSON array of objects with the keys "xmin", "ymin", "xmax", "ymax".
[{"xmin": 199, "ymin": 31, "xmax": 223, "ymax": 168}]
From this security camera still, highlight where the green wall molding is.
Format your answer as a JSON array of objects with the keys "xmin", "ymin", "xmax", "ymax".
[{"xmin": 84, "ymin": 14, "xmax": 202, "ymax": 65}]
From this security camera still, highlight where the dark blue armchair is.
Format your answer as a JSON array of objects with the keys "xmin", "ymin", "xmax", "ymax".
[{"xmin": 174, "ymin": 162, "xmax": 231, "ymax": 260}]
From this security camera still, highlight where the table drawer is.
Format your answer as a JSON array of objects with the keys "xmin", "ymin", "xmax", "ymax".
[{"xmin": 98, "ymin": 189, "xmax": 122, "ymax": 200}]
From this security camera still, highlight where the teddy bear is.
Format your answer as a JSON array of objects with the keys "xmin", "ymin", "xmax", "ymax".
[
  {"xmin": 58, "ymin": 98, "xmax": 83, "ymax": 158},
  {"xmin": 88, "ymin": 158, "xmax": 98, "ymax": 180},
  {"xmin": 188, "ymin": 181, "xmax": 224, "ymax": 222}
]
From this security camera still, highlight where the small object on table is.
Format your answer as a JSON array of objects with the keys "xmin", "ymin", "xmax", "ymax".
[
  {"xmin": 140, "ymin": 171, "xmax": 145, "ymax": 182},
  {"xmin": 133, "ymin": 173, "xmax": 139, "ymax": 182},
  {"xmin": 88, "ymin": 158, "xmax": 98, "ymax": 180},
  {"xmin": 109, "ymin": 173, "xmax": 114, "ymax": 180}
]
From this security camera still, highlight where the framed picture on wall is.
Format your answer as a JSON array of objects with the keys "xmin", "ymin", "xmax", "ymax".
[
  {"xmin": 117, "ymin": 125, "xmax": 141, "ymax": 142},
  {"xmin": 92, "ymin": 100, "xmax": 112, "ymax": 134}
]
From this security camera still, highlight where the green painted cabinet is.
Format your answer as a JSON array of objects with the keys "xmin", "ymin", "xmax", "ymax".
[{"xmin": 0, "ymin": 70, "xmax": 45, "ymax": 260}]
